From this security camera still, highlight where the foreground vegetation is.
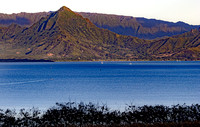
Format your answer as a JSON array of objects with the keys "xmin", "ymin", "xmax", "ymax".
[{"xmin": 0, "ymin": 102, "xmax": 200, "ymax": 126}]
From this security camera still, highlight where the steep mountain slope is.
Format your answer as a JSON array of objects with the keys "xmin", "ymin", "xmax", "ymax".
[
  {"xmin": 80, "ymin": 12, "xmax": 199, "ymax": 39},
  {"xmin": 0, "ymin": 24, "xmax": 24, "ymax": 59},
  {"xmin": 0, "ymin": 6, "xmax": 147, "ymax": 61},
  {"xmin": 147, "ymin": 29, "xmax": 200, "ymax": 60},
  {"xmin": 0, "ymin": 24, "xmax": 23, "ymax": 40}
]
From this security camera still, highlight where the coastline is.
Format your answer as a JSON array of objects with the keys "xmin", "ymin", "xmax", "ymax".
[
  {"xmin": 0, "ymin": 58, "xmax": 200, "ymax": 63},
  {"xmin": 0, "ymin": 59, "xmax": 53, "ymax": 62}
]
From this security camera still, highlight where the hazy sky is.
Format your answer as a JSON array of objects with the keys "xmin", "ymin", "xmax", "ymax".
[{"xmin": 0, "ymin": 0, "xmax": 199, "ymax": 25}]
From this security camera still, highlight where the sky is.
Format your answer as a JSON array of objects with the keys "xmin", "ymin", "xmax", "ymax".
[{"xmin": 0, "ymin": 0, "xmax": 199, "ymax": 25}]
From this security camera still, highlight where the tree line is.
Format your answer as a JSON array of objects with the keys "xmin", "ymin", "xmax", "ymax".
[{"xmin": 0, "ymin": 102, "xmax": 200, "ymax": 127}]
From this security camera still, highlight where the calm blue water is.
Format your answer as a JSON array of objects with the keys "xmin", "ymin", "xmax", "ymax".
[{"xmin": 0, "ymin": 61, "xmax": 200, "ymax": 110}]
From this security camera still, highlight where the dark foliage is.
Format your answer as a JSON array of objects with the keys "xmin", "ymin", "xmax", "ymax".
[{"xmin": 0, "ymin": 103, "xmax": 200, "ymax": 126}]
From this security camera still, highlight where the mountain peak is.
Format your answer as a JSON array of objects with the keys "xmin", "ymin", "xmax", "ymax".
[
  {"xmin": 58, "ymin": 6, "xmax": 73, "ymax": 13},
  {"xmin": 56, "ymin": 6, "xmax": 80, "ymax": 19}
]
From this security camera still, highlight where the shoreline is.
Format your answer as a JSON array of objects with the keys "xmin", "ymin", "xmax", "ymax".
[
  {"xmin": 0, "ymin": 58, "xmax": 200, "ymax": 62},
  {"xmin": 0, "ymin": 59, "xmax": 53, "ymax": 62}
]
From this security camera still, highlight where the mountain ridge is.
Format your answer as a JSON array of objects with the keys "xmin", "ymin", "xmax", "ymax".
[
  {"xmin": 80, "ymin": 12, "xmax": 199, "ymax": 39},
  {"xmin": 0, "ymin": 12, "xmax": 50, "ymax": 27}
]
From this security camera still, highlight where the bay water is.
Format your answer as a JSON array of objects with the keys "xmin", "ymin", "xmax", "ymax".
[{"xmin": 0, "ymin": 61, "xmax": 199, "ymax": 110}]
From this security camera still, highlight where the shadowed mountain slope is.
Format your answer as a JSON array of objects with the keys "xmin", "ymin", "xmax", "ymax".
[
  {"xmin": 80, "ymin": 12, "xmax": 199, "ymax": 39},
  {"xmin": 0, "ymin": 12, "xmax": 49, "ymax": 27}
]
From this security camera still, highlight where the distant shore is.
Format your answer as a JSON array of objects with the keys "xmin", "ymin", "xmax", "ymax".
[
  {"xmin": 0, "ymin": 58, "xmax": 200, "ymax": 62},
  {"xmin": 0, "ymin": 59, "xmax": 53, "ymax": 62}
]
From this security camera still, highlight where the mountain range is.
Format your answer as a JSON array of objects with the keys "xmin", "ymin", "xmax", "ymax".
[
  {"xmin": 0, "ymin": 6, "xmax": 200, "ymax": 61},
  {"xmin": 0, "ymin": 11, "xmax": 199, "ymax": 40}
]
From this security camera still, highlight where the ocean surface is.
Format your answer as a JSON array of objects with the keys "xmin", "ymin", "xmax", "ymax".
[{"xmin": 0, "ymin": 61, "xmax": 199, "ymax": 110}]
